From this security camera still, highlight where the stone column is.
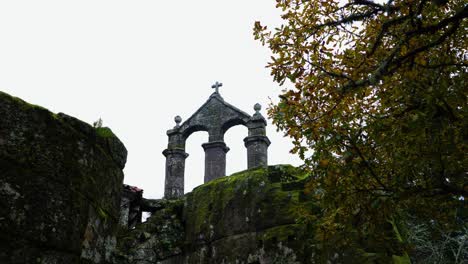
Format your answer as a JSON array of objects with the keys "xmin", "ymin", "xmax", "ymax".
[
  {"xmin": 164, "ymin": 116, "xmax": 189, "ymax": 199},
  {"xmin": 202, "ymin": 141, "xmax": 230, "ymax": 183},
  {"xmin": 244, "ymin": 103, "xmax": 271, "ymax": 169},
  {"xmin": 119, "ymin": 196, "xmax": 130, "ymax": 228},
  {"xmin": 244, "ymin": 136, "xmax": 270, "ymax": 169},
  {"xmin": 163, "ymin": 148, "xmax": 189, "ymax": 199}
]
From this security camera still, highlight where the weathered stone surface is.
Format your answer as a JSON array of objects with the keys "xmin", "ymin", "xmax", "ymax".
[
  {"xmin": 244, "ymin": 135, "xmax": 270, "ymax": 169},
  {"xmin": 116, "ymin": 165, "xmax": 321, "ymax": 264},
  {"xmin": 201, "ymin": 141, "xmax": 230, "ymax": 182},
  {"xmin": 163, "ymin": 149, "xmax": 188, "ymax": 199},
  {"xmin": 244, "ymin": 103, "xmax": 270, "ymax": 169},
  {"xmin": 164, "ymin": 90, "xmax": 271, "ymax": 199},
  {"xmin": 0, "ymin": 91, "xmax": 127, "ymax": 263},
  {"xmin": 113, "ymin": 199, "xmax": 185, "ymax": 264},
  {"xmin": 120, "ymin": 185, "xmax": 144, "ymax": 229},
  {"xmin": 140, "ymin": 198, "xmax": 166, "ymax": 213},
  {"xmin": 182, "ymin": 165, "xmax": 317, "ymax": 264}
]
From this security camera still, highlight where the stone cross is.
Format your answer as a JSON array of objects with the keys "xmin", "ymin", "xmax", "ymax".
[{"xmin": 211, "ymin": 81, "xmax": 222, "ymax": 94}]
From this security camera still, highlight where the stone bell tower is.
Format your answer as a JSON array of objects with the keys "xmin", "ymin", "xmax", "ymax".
[{"xmin": 163, "ymin": 82, "xmax": 271, "ymax": 199}]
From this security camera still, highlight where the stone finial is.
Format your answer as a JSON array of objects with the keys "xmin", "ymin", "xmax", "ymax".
[
  {"xmin": 252, "ymin": 103, "xmax": 265, "ymax": 121},
  {"xmin": 174, "ymin": 115, "xmax": 182, "ymax": 128},
  {"xmin": 211, "ymin": 81, "xmax": 223, "ymax": 94},
  {"xmin": 245, "ymin": 103, "xmax": 269, "ymax": 168},
  {"xmin": 254, "ymin": 103, "xmax": 261, "ymax": 114}
]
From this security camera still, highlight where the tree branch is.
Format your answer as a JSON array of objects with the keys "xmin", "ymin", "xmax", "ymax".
[{"xmin": 406, "ymin": 5, "xmax": 468, "ymax": 36}]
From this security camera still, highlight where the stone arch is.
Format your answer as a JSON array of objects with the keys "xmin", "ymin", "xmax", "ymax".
[
  {"xmin": 163, "ymin": 89, "xmax": 271, "ymax": 199},
  {"xmin": 223, "ymin": 124, "xmax": 248, "ymax": 176},
  {"xmin": 184, "ymin": 130, "xmax": 209, "ymax": 193},
  {"xmin": 181, "ymin": 124, "xmax": 209, "ymax": 142},
  {"xmin": 221, "ymin": 117, "xmax": 250, "ymax": 135}
]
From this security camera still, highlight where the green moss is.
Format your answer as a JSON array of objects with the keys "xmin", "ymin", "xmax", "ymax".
[
  {"xmin": 115, "ymin": 198, "xmax": 185, "ymax": 260},
  {"xmin": 95, "ymin": 127, "xmax": 115, "ymax": 138},
  {"xmin": 0, "ymin": 90, "xmax": 129, "ymax": 263},
  {"xmin": 97, "ymin": 207, "xmax": 109, "ymax": 220},
  {"xmin": 392, "ymin": 254, "xmax": 411, "ymax": 264},
  {"xmin": 261, "ymin": 224, "xmax": 305, "ymax": 242},
  {"xmin": 0, "ymin": 91, "xmax": 59, "ymax": 119},
  {"xmin": 115, "ymin": 165, "xmax": 321, "ymax": 262},
  {"xmin": 182, "ymin": 165, "xmax": 316, "ymax": 244},
  {"xmin": 266, "ymin": 165, "xmax": 308, "ymax": 183},
  {"xmin": 186, "ymin": 167, "xmax": 271, "ymax": 234},
  {"xmin": 227, "ymin": 166, "xmax": 267, "ymax": 179}
]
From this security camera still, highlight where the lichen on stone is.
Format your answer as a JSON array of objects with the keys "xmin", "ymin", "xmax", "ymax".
[
  {"xmin": 0, "ymin": 91, "xmax": 127, "ymax": 264},
  {"xmin": 113, "ymin": 164, "xmax": 319, "ymax": 263}
]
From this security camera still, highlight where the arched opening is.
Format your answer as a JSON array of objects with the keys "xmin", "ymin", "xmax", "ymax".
[
  {"xmin": 221, "ymin": 117, "xmax": 248, "ymax": 135},
  {"xmin": 163, "ymin": 93, "xmax": 271, "ymax": 199},
  {"xmin": 184, "ymin": 130, "xmax": 209, "ymax": 193},
  {"xmin": 182, "ymin": 124, "xmax": 209, "ymax": 140},
  {"xmin": 224, "ymin": 125, "xmax": 248, "ymax": 176}
]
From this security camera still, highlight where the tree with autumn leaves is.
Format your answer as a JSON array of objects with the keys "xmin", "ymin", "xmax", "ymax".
[{"xmin": 255, "ymin": 0, "xmax": 467, "ymax": 262}]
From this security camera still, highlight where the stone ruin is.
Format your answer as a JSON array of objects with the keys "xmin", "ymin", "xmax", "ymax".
[
  {"xmin": 163, "ymin": 82, "xmax": 271, "ymax": 199},
  {"xmin": 119, "ymin": 185, "xmax": 143, "ymax": 229},
  {"xmin": 119, "ymin": 82, "xmax": 272, "ymax": 228}
]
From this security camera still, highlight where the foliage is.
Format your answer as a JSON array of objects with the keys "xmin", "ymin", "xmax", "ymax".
[
  {"xmin": 254, "ymin": 0, "xmax": 467, "ymax": 260},
  {"xmin": 406, "ymin": 219, "xmax": 468, "ymax": 263},
  {"xmin": 95, "ymin": 127, "xmax": 115, "ymax": 138},
  {"xmin": 93, "ymin": 117, "xmax": 103, "ymax": 128}
]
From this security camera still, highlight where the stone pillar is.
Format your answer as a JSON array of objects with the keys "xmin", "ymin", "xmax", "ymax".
[
  {"xmin": 202, "ymin": 141, "xmax": 230, "ymax": 183},
  {"xmin": 119, "ymin": 196, "xmax": 130, "ymax": 228},
  {"xmin": 120, "ymin": 184, "xmax": 143, "ymax": 228},
  {"xmin": 163, "ymin": 148, "xmax": 189, "ymax": 199},
  {"xmin": 244, "ymin": 136, "xmax": 270, "ymax": 169},
  {"xmin": 164, "ymin": 116, "xmax": 188, "ymax": 199},
  {"xmin": 245, "ymin": 103, "xmax": 271, "ymax": 169}
]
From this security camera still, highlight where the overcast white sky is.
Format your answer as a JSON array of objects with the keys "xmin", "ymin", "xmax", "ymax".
[{"xmin": 0, "ymin": 1, "xmax": 302, "ymax": 198}]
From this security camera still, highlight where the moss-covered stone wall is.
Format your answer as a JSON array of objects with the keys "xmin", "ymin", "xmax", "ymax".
[
  {"xmin": 182, "ymin": 165, "xmax": 317, "ymax": 263},
  {"xmin": 0, "ymin": 91, "xmax": 127, "ymax": 263},
  {"xmin": 115, "ymin": 165, "xmax": 321, "ymax": 264}
]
